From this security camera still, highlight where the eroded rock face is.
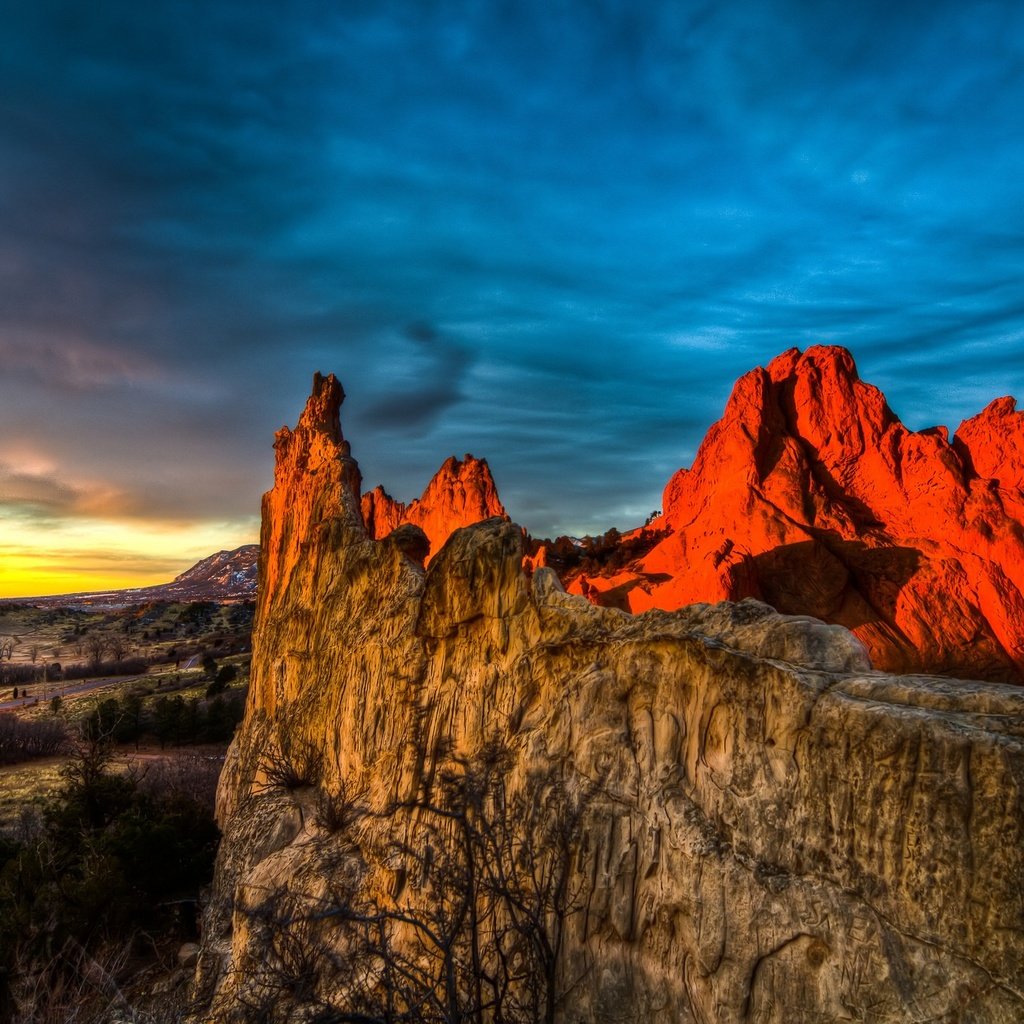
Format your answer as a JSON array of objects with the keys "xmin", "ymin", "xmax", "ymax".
[
  {"xmin": 567, "ymin": 345, "xmax": 1024, "ymax": 682},
  {"xmin": 192, "ymin": 375, "xmax": 1024, "ymax": 1024}
]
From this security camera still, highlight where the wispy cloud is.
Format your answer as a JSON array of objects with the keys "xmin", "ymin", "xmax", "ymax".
[{"xmin": 0, "ymin": 333, "xmax": 163, "ymax": 392}]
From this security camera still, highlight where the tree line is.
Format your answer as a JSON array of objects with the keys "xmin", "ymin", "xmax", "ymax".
[
  {"xmin": 84, "ymin": 688, "xmax": 245, "ymax": 749},
  {"xmin": 0, "ymin": 685, "xmax": 246, "ymax": 767}
]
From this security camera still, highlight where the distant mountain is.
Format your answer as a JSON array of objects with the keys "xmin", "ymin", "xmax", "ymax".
[
  {"xmin": 166, "ymin": 545, "xmax": 260, "ymax": 599},
  {"xmin": 5, "ymin": 544, "xmax": 259, "ymax": 608}
]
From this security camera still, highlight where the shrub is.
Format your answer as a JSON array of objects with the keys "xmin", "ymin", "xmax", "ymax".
[
  {"xmin": 259, "ymin": 736, "xmax": 324, "ymax": 791},
  {"xmin": 314, "ymin": 780, "xmax": 366, "ymax": 834},
  {"xmin": 0, "ymin": 737, "xmax": 220, "ymax": 1017},
  {"xmin": 0, "ymin": 714, "xmax": 68, "ymax": 764},
  {"xmin": 216, "ymin": 663, "xmax": 238, "ymax": 685}
]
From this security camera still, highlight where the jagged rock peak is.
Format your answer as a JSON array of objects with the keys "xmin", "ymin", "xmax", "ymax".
[
  {"xmin": 955, "ymin": 394, "xmax": 1024, "ymax": 490},
  {"xmin": 718, "ymin": 345, "xmax": 897, "ymax": 475},
  {"xmin": 298, "ymin": 370, "xmax": 344, "ymax": 440},
  {"xmin": 260, "ymin": 372, "xmax": 364, "ymax": 616},
  {"xmin": 361, "ymin": 450, "xmax": 507, "ymax": 561},
  {"xmin": 273, "ymin": 372, "xmax": 354, "ymax": 475}
]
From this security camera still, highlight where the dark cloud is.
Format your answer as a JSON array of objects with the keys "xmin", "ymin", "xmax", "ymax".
[
  {"xmin": 0, "ymin": 0, "xmax": 1022, "ymax": 547},
  {"xmin": 357, "ymin": 323, "xmax": 474, "ymax": 431}
]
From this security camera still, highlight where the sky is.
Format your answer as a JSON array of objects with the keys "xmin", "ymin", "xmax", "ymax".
[{"xmin": 1, "ymin": 0, "xmax": 1023, "ymax": 596}]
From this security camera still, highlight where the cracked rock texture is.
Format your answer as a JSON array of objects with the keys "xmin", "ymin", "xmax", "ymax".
[{"xmin": 193, "ymin": 373, "xmax": 1024, "ymax": 1023}]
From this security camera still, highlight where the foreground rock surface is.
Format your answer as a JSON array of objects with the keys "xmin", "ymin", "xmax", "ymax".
[{"xmin": 192, "ymin": 373, "xmax": 1024, "ymax": 1023}]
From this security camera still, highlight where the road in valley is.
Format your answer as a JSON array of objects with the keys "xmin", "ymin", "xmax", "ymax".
[{"xmin": 0, "ymin": 675, "xmax": 149, "ymax": 712}]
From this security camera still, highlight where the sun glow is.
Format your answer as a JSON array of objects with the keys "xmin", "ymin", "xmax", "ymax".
[{"xmin": 0, "ymin": 512, "xmax": 258, "ymax": 598}]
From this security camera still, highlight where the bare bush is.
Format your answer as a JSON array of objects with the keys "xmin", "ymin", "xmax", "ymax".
[
  {"xmin": 0, "ymin": 714, "xmax": 68, "ymax": 764},
  {"xmin": 313, "ymin": 778, "xmax": 368, "ymax": 834},
  {"xmin": 238, "ymin": 739, "xmax": 602, "ymax": 1024},
  {"xmin": 258, "ymin": 734, "xmax": 324, "ymax": 792},
  {"xmin": 9, "ymin": 936, "xmax": 134, "ymax": 1024},
  {"xmin": 135, "ymin": 751, "xmax": 224, "ymax": 811},
  {"xmin": 8, "ymin": 934, "xmax": 195, "ymax": 1024}
]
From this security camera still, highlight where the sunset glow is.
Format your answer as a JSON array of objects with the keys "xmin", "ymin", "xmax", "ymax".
[{"xmin": 0, "ymin": 512, "xmax": 257, "ymax": 599}]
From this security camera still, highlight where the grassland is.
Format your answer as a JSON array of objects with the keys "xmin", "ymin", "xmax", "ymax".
[{"xmin": 0, "ymin": 599, "xmax": 254, "ymax": 827}]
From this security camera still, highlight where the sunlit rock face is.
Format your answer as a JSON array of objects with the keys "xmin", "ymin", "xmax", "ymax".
[
  {"xmin": 569, "ymin": 346, "xmax": 1024, "ymax": 683},
  {"xmin": 361, "ymin": 454, "xmax": 507, "ymax": 563},
  {"xmin": 192, "ymin": 374, "xmax": 1024, "ymax": 1024}
]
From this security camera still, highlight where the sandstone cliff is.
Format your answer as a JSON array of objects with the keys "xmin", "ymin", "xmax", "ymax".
[
  {"xmin": 192, "ymin": 374, "xmax": 1024, "ymax": 1024},
  {"xmin": 562, "ymin": 346, "xmax": 1024, "ymax": 683}
]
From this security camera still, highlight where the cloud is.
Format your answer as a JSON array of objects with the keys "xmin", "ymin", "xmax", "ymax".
[
  {"xmin": 0, "ymin": 0, "xmax": 1022, "ymax": 557},
  {"xmin": 0, "ymin": 460, "xmax": 138, "ymax": 520},
  {"xmin": 356, "ymin": 323, "xmax": 474, "ymax": 431},
  {"xmin": 0, "ymin": 465, "xmax": 78, "ymax": 518},
  {"xmin": 0, "ymin": 333, "xmax": 163, "ymax": 392}
]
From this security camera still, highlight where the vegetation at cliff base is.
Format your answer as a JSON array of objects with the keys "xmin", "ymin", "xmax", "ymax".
[{"xmin": 0, "ymin": 736, "xmax": 220, "ymax": 1023}]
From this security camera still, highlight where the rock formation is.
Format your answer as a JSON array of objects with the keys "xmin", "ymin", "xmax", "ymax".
[
  {"xmin": 561, "ymin": 346, "xmax": 1024, "ymax": 683},
  {"xmin": 361, "ymin": 454, "xmax": 506, "ymax": 562},
  {"xmin": 191, "ymin": 373, "xmax": 1024, "ymax": 1024}
]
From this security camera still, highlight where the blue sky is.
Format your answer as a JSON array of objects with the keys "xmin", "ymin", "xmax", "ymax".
[{"xmin": 1, "ymin": 0, "xmax": 1023, "ymax": 591}]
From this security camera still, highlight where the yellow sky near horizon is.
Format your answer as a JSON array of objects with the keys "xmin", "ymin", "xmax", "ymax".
[{"xmin": 0, "ymin": 512, "xmax": 259, "ymax": 598}]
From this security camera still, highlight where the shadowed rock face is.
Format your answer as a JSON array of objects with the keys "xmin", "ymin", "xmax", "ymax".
[
  {"xmin": 192, "ymin": 374, "xmax": 1024, "ymax": 1024},
  {"xmin": 565, "ymin": 346, "xmax": 1024, "ymax": 683}
]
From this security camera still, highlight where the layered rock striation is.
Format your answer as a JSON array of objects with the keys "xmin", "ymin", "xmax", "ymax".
[
  {"xmin": 562, "ymin": 346, "xmax": 1024, "ymax": 682},
  {"xmin": 193, "ymin": 373, "xmax": 1024, "ymax": 1024}
]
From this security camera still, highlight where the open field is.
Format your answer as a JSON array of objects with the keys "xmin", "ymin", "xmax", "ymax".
[
  {"xmin": 0, "ymin": 656, "xmax": 249, "ymax": 720},
  {"xmin": 0, "ymin": 755, "xmax": 67, "ymax": 832},
  {"xmin": 0, "ymin": 599, "xmax": 252, "ymax": 668},
  {"xmin": 0, "ymin": 599, "xmax": 252, "ymax": 699},
  {"xmin": 0, "ymin": 598, "xmax": 254, "ymax": 832}
]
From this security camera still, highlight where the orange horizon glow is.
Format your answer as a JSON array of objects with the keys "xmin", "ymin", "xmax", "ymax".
[{"xmin": 0, "ymin": 513, "xmax": 258, "ymax": 599}]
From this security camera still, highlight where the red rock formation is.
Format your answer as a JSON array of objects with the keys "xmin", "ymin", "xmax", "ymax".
[
  {"xmin": 955, "ymin": 395, "xmax": 1024, "ymax": 490},
  {"xmin": 361, "ymin": 454, "xmax": 507, "ymax": 562},
  {"xmin": 566, "ymin": 346, "xmax": 1024, "ymax": 682},
  {"xmin": 260, "ymin": 372, "xmax": 362, "ymax": 622}
]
